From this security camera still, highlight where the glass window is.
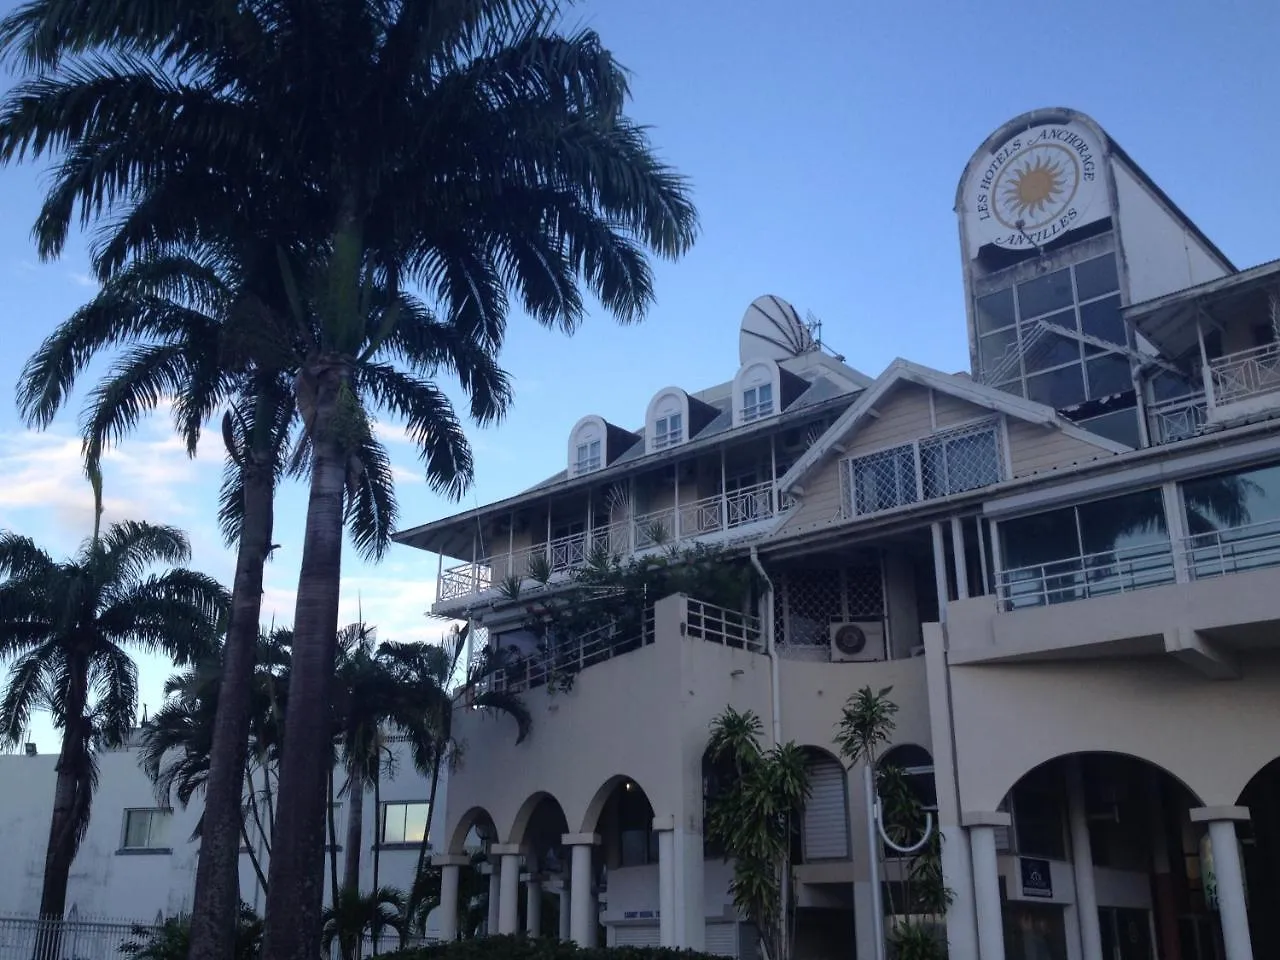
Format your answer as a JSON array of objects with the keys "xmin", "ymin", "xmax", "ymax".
[
  {"xmin": 575, "ymin": 439, "xmax": 601, "ymax": 474},
  {"xmin": 1001, "ymin": 506, "xmax": 1079, "ymax": 570},
  {"xmin": 1183, "ymin": 461, "xmax": 1280, "ymax": 535},
  {"xmin": 978, "ymin": 327, "xmax": 1019, "ymax": 379},
  {"xmin": 976, "ymin": 288, "xmax": 1016, "ymax": 333},
  {"xmin": 1079, "ymin": 295, "xmax": 1125, "ymax": 345},
  {"xmin": 1077, "ymin": 408, "xmax": 1140, "ymax": 449},
  {"xmin": 742, "ymin": 383, "xmax": 774, "ymax": 422},
  {"xmin": 122, "ymin": 808, "xmax": 172, "ymax": 850},
  {"xmin": 1011, "ymin": 766, "xmax": 1067, "ymax": 860},
  {"xmin": 653, "ymin": 413, "xmax": 683, "ymax": 449},
  {"xmin": 1087, "ymin": 354, "xmax": 1132, "ymax": 398},
  {"xmin": 1024, "ymin": 328, "xmax": 1082, "ymax": 374},
  {"xmin": 847, "ymin": 444, "xmax": 918, "ymax": 515},
  {"xmin": 920, "ymin": 423, "xmax": 1002, "ymax": 499},
  {"xmin": 381, "ymin": 801, "xmax": 430, "ymax": 845},
  {"xmin": 1074, "ymin": 254, "xmax": 1119, "ymax": 301},
  {"xmin": 1076, "ymin": 489, "xmax": 1168, "ymax": 556},
  {"xmin": 1027, "ymin": 365, "xmax": 1086, "ymax": 408},
  {"xmin": 1017, "ymin": 269, "xmax": 1073, "ymax": 320},
  {"xmin": 1151, "ymin": 370, "xmax": 1199, "ymax": 403}
]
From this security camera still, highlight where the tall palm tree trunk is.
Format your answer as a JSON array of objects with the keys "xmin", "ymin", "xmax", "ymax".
[
  {"xmin": 371, "ymin": 757, "xmax": 383, "ymax": 953},
  {"xmin": 343, "ymin": 768, "xmax": 364, "ymax": 894},
  {"xmin": 265, "ymin": 371, "xmax": 347, "ymax": 960},
  {"xmin": 414, "ymin": 753, "xmax": 444, "ymax": 879},
  {"xmin": 35, "ymin": 666, "xmax": 89, "ymax": 960},
  {"xmin": 188, "ymin": 457, "xmax": 275, "ymax": 960}
]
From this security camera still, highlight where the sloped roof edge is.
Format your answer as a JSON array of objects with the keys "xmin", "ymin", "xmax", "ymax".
[{"xmin": 777, "ymin": 358, "xmax": 1131, "ymax": 494}]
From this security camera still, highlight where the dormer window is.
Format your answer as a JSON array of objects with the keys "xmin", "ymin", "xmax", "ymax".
[
  {"xmin": 575, "ymin": 439, "xmax": 601, "ymax": 474},
  {"xmin": 654, "ymin": 413, "xmax": 683, "ymax": 449},
  {"xmin": 742, "ymin": 383, "xmax": 774, "ymax": 422},
  {"xmin": 732, "ymin": 359, "xmax": 784, "ymax": 427}
]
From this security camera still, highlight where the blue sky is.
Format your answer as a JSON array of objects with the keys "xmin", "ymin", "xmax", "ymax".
[{"xmin": 2, "ymin": 0, "xmax": 1278, "ymax": 749}]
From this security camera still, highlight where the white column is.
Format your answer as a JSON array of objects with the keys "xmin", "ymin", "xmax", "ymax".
[
  {"xmin": 965, "ymin": 812, "xmax": 1010, "ymax": 960},
  {"xmin": 951, "ymin": 515, "xmax": 969, "ymax": 600},
  {"xmin": 654, "ymin": 816, "xmax": 677, "ymax": 947},
  {"xmin": 1191, "ymin": 808, "xmax": 1254, "ymax": 960},
  {"xmin": 931, "ymin": 522, "xmax": 950, "ymax": 622},
  {"xmin": 433, "ymin": 855, "xmax": 469, "ymax": 942},
  {"xmin": 563, "ymin": 833, "xmax": 599, "ymax": 947},
  {"xmin": 1066, "ymin": 759, "xmax": 1103, "ymax": 960},
  {"xmin": 493, "ymin": 844, "xmax": 522, "ymax": 935},
  {"xmin": 524, "ymin": 874, "xmax": 542, "ymax": 937},
  {"xmin": 485, "ymin": 865, "xmax": 500, "ymax": 936},
  {"xmin": 558, "ymin": 885, "xmax": 572, "ymax": 940}
]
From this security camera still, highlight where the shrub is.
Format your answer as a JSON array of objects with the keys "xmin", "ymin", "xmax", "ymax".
[{"xmin": 380, "ymin": 935, "xmax": 724, "ymax": 960}]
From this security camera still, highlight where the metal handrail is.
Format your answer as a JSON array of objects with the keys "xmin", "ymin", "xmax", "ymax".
[
  {"xmin": 1209, "ymin": 340, "xmax": 1280, "ymax": 405},
  {"xmin": 997, "ymin": 541, "xmax": 1177, "ymax": 610},
  {"xmin": 685, "ymin": 598, "xmax": 764, "ymax": 652},
  {"xmin": 1146, "ymin": 392, "xmax": 1209, "ymax": 444},
  {"xmin": 1181, "ymin": 517, "xmax": 1280, "ymax": 580}
]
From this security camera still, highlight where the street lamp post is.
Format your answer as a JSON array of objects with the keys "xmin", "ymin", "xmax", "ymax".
[{"xmin": 863, "ymin": 764, "xmax": 935, "ymax": 960}]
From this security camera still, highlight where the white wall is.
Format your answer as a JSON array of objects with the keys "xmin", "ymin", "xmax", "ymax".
[{"xmin": 0, "ymin": 742, "xmax": 447, "ymax": 926}]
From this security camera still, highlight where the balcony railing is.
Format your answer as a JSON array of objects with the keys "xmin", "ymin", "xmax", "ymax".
[
  {"xmin": 1182, "ymin": 517, "xmax": 1280, "ymax": 580},
  {"xmin": 480, "ymin": 597, "xmax": 762, "ymax": 694},
  {"xmin": 1146, "ymin": 393, "xmax": 1209, "ymax": 444},
  {"xmin": 997, "ymin": 542, "xmax": 1177, "ymax": 610},
  {"xmin": 1209, "ymin": 340, "xmax": 1280, "ymax": 406},
  {"xmin": 437, "ymin": 481, "xmax": 785, "ymax": 602},
  {"xmin": 997, "ymin": 519, "xmax": 1280, "ymax": 610}
]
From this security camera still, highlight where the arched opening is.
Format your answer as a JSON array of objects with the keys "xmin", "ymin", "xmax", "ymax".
[
  {"xmin": 1237, "ymin": 757, "xmax": 1280, "ymax": 957},
  {"xmin": 994, "ymin": 752, "xmax": 1207, "ymax": 960},
  {"xmin": 588, "ymin": 776, "xmax": 657, "ymax": 948},
  {"xmin": 446, "ymin": 806, "xmax": 498, "ymax": 856},
  {"xmin": 509, "ymin": 793, "xmax": 570, "ymax": 939}
]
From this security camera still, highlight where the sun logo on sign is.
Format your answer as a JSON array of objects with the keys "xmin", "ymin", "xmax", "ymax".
[{"xmin": 1002, "ymin": 154, "xmax": 1067, "ymax": 220}]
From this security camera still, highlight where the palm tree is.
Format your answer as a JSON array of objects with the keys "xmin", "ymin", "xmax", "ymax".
[
  {"xmin": 321, "ymin": 886, "xmax": 407, "ymax": 960},
  {"xmin": 0, "ymin": 520, "xmax": 227, "ymax": 953},
  {"xmin": 138, "ymin": 629, "xmax": 293, "ymax": 899},
  {"xmin": 0, "ymin": 5, "xmax": 698, "ymax": 958}
]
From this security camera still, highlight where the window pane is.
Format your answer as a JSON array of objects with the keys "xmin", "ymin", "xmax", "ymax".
[
  {"xmin": 150, "ymin": 810, "xmax": 171, "ymax": 847},
  {"xmin": 1024, "ymin": 327, "xmax": 1081, "ymax": 374},
  {"xmin": 1026, "ymin": 364, "xmax": 1086, "ymax": 408},
  {"xmin": 1001, "ymin": 507, "xmax": 1079, "ymax": 569},
  {"xmin": 382, "ymin": 805, "xmax": 405, "ymax": 844},
  {"xmin": 977, "ymin": 288, "xmax": 1016, "ymax": 333},
  {"xmin": 921, "ymin": 426, "xmax": 1000, "ymax": 499},
  {"xmin": 1086, "ymin": 354, "xmax": 1132, "ymax": 398},
  {"xmin": 1074, "ymin": 254, "xmax": 1119, "ymax": 301},
  {"xmin": 1151, "ymin": 370, "xmax": 1199, "ymax": 402},
  {"xmin": 1077, "ymin": 408, "xmax": 1140, "ymax": 448},
  {"xmin": 125, "ymin": 811, "xmax": 150, "ymax": 848},
  {"xmin": 1017, "ymin": 269, "xmax": 1073, "ymax": 320},
  {"xmin": 850, "ymin": 445, "xmax": 917, "ymax": 514},
  {"xmin": 1183, "ymin": 461, "xmax": 1280, "ymax": 534},
  {"xmin": 1077, "ymin": 490, "xmax": 1168, "ymax": 556},
  {"xmin": 978, "ymin": 327, "xmax": 1019, "ymax": 379},
  {"xmin": 403, "ymin": 803, "xmax": 429, "ymax": 844},
  {"xmin": 1079, "ymin": 295, "xmax": 1125, "ymax": 345}
]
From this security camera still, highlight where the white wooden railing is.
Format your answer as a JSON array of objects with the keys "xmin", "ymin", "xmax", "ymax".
[
  {"xmin": 438, "ymin": 481, "xmax": 785, "ymax": 601},
  {"xmin": 1208, "ymin": 340, "xmax": 1280, "ymax": 405},
  {"xmin": 1146, "ymin": 393, "xmax": 1209, "ymax": 444}
]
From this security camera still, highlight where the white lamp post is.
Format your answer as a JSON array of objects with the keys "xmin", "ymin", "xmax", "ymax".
[{"xmin": 863, "ymin": 765, "xmax": 935, "ymax": 960}]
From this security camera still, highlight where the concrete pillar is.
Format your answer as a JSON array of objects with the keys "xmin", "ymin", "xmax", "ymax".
[
  {"xmin": 524, "ymin": 874, "xmax": 542, "ymax": 937},
  {"xmin": 492, "ymin": 844, "xmax": 522, "ymax": 935},
  {"xmin": 563, "ymin": 833, "xmax": 599, "ymax": 947},
  {"xmin": 432, "ymin": 855, "xmax": 470, "ymax": 942},
  {"xmin": 1191, "ymin": 808, "xmax": 1254, "ymax": 960},
  {"xmin": 654, "ymin": 817, "xmax": 677, "ymax": 947},
  {"xmin": 1066, "ymin": 759, "xmax": 1104, "ymax": 960},
  {"xmin": 965, "ymin": 812, "xmax": 1010, "ymax": 960},
  {"xmin": 558, "ymin": 885, "xmax": 572, "ymax": 940},
  {"xmin": 485, "ymin": 865, "xmax": 500, "ymax": 935},
  {"xmin": 922, "ymin": 622, "xmax": 979, "ymax": 960},
  {"xmin": 1147, "ymin": 773, "xmax": 1183, "ymax": 960}
]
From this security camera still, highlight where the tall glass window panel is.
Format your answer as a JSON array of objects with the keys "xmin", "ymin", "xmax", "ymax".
[
  {"xmin": 979, "ymin": 326, "xmax": 1020, "ymax": 380},
  {"xmin": 920, "ymin": 424, "xmax": 1002, "ymax": 499},
  {"xmin": 1027, "ymin": 365, "xmax": 1087, "ymax": 408},
  {"xmin": 1074, "ymin": 254, "xmax": 1120, "ymax": 301},
  {"xmin": 848, "ymin": 445, "xmax": 918, "ymax": 515},
  {"xmin": 977, "ymin": 288, "xmax": 1016, "ymax": 334},
  {"xmin": 1017, "ymin": 268, "xmax": 1074, "ymax": 320},
  {"xmin": 1024, "ymin": 327, "xmax": 1083, "ymax": 374},
  {"xmin": 1080, "ymin": 295, "xmax": 1125, "ymax": 345},
  {"xmin": 1076, "ymin": 489, "xmax": 1171, "ymax": 596},
  {"xmin": 1087, "ymin": 354, "xmax": 1133, "ymax": 398},
  {"xmin": 1182, "ymin": 461, "xmax": 1280, "ymax": 576}
]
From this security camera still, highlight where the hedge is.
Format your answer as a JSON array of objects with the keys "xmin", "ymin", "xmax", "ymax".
[{"xmin": 381, "ymin": 935, "xmax": 724, "ymax": 960}]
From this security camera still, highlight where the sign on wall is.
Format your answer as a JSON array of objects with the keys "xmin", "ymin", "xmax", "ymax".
[
  {"xmin": 963, "ymin": 120, "xmax": 1108, "ymax": 256},
  {"xmin": 1020, "ymin": 857, "xmax": 1054, "ymax": 899}
]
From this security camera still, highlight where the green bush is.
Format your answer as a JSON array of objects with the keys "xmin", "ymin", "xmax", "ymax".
[{"xmin": 381, "ymin": 935, "xmax": 724, "ymax": 960}]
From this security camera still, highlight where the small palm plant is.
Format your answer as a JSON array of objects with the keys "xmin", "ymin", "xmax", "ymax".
[{"xmin": 705, "ymin": 707, "xmax": 809, "ymax": 960}]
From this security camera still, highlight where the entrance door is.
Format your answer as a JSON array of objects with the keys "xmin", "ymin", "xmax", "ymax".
[
  {"xmin": 1003, "ymin": 901, "xmax": 1068, "ymax": 960},
  {"xmin": 1099, "ymin": 907, "xmax": 1154, "ymax": 960}
]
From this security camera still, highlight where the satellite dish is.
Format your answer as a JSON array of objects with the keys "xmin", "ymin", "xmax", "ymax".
[{"xmin": 739, "ymin": 295, "xmax": 817, "ymax": 365}]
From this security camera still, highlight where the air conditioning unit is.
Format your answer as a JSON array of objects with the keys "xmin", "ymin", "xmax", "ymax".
[{"xmin": 830, "ymin": 621, "xmax": 885, "ymax": 662}]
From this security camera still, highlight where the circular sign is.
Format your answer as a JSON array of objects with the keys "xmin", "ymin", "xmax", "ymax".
[{"xmin": 965, "ymin": 121, "xmax": 1106, "ymax": 253}]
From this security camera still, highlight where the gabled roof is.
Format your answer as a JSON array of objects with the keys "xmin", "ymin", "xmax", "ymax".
[{"xmin": 777, "ymin": 358, "xmax": 1132, "ymax": 494}]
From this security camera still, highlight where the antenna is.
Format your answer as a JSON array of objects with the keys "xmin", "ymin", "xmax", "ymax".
[{"xmin": 739, "ymin": 295, "xmax": 819, "ymax": 365}]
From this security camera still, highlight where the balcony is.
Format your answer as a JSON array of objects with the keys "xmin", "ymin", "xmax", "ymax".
[
  {"xmin": 467, "ymin": 597, "xmax": 762, "ymax": 696},
  {"xmin": 1146, "ymin": 341, "xmax": 1280, "ymax": 445},
  {"xmin": 437, "ymin": 481, "xmax": 784, "ymax": 603}
]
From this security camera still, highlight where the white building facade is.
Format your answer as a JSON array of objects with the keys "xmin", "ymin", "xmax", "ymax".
[
  {"xmin": 397, "ymin": 109, "xmax": 1280, "ymax": 960},
  {"xmin": 0, "ymin": 741, "xmax": 447, "ymax": 932}
]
